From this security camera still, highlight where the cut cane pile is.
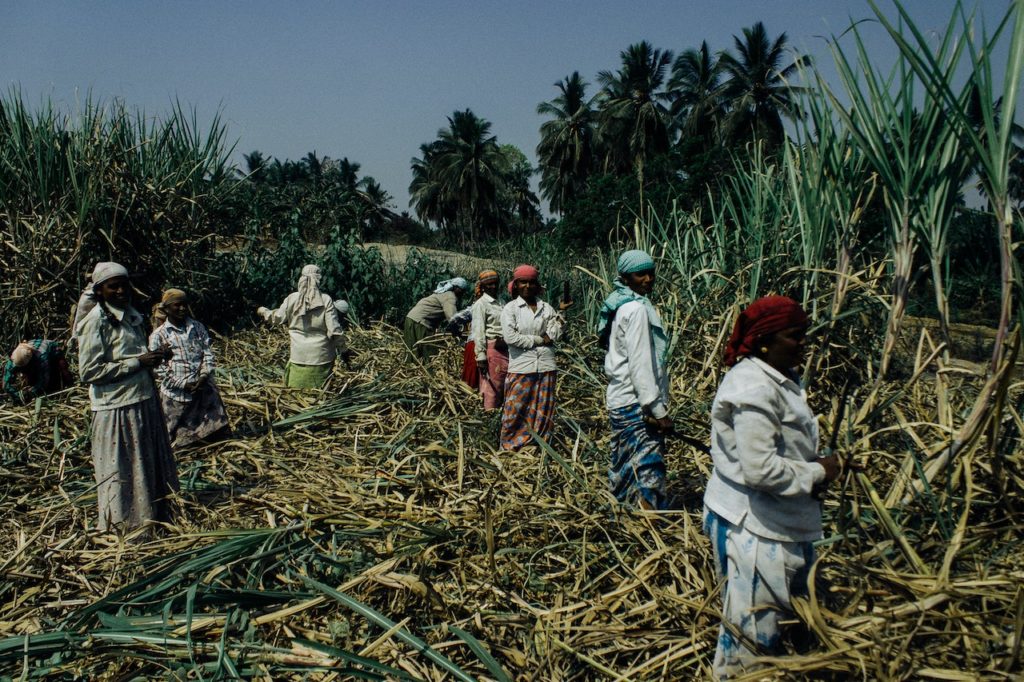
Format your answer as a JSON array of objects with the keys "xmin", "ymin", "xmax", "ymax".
[{"xmin": 1, "ymin": 321, "xmax": 1022, "ymax": 680}]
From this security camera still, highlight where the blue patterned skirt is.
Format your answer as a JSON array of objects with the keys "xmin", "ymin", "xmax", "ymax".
[{"xmin": 608, "ymin": 403, "xmax": 667, "ymax": 509}]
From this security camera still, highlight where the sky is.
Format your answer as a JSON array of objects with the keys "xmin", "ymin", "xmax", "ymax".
[{"xmin": 1, "ymin": 1, "xmax": 1010, "ymax": 213}]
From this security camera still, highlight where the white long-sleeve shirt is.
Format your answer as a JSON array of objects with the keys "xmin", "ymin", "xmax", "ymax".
[
  {"xmin": 259, "ymin": 292, "xmax": 345, "ymax": 365},
  {"xmin": 500, "ymin": 297, "xmax": 563, "ymax": 374},
  {"xmin": 604, "ymin": 300, "xmax": 669, "ymax": 418},
  {"xmin": 77, "ymin": 304, "xmax": 156, "ymax": 410},
  {"xmin": 703, "ymin": 357, "xmax": 826, "ymax": 542},
  {"xmin": 470, "ymin": 293, "xmax": 504, "ymax": 361}
]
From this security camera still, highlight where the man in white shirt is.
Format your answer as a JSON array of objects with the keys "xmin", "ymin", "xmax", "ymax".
[{"xmin": 598, "ymin": 249, "xmax": 672, "ymax": 510}]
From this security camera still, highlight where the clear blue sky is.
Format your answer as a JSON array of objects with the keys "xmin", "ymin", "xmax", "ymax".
[{"xmin": 1, "ymin": 1, "xmax": 1008, "ymax": 212}]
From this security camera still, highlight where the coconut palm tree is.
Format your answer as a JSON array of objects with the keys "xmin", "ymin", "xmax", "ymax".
[
  {"xmin": 242, "ymin": 150, "xmax": 267, "ymax": 182},
  {"xmin": 668, "ymin": 41, "xmax": 725, "ymax": 149},
  {"xmin": 717, "ymin": 22, "xmax": 809, "ymax": 149},
  {"xmin": 536, "ymin": 71, "xmax": 596, "ymax": 214},
  {"xmin": 430, "ymin": 109, "xmax": 506, "ymax": 243},
  {"xmin": 595, "ymin": 41, "xmax": 674, "ymax": 186},
  {"xmin": 409, "ymin": 142, "xmax": 457, "ymax": 236}
]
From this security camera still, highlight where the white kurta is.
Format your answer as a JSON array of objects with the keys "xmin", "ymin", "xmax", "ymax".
[
  {"xmin": 604, "ymin": 299, "xmax": 669, "ymax": 418},
  {"xmin": 500, "ymin": 297, "xmax": 563, "ymax": 374},
  {"xmin": 260, "ymin": 292, "xmax": 345, "ymax": 365}
]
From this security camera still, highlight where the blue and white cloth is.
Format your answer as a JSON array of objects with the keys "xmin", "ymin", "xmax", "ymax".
[
  {"xmin": 704, "ymin": 509, "xmax": 814, "ymax": 679},
  {"xmin": 608, "ymin": 403, "xmax": 667, "ymax": 509}
]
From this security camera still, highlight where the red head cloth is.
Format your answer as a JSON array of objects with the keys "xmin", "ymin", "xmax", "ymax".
[
  {"xmin": 723, "ymin": 295, "xmax": 809, "ymax": 367},
  {"xmin": 508, "ymin": 264, "xmax": 540, "ymax": 295}
]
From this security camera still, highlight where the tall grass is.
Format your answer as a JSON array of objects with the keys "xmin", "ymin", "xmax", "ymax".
[{"xmin": 0, "ymin": 93, "xmax": 235, "ymax": 347}]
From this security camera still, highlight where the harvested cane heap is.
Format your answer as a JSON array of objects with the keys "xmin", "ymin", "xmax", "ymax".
[{"xmin": 0, "ymin": 314, "xmax": 1022, "ymax": 680}]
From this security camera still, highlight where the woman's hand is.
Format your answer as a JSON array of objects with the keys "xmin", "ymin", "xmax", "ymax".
[
  {"xmin": 476, "ymin": 360, "xmax": 488, "ymax": 374},
  {"xmin": 138, "ymin": 351, "xmax": 169, "ymax": 368},
  {"xmin": 817, "ymin": 454, "xmax": 842, "ymax": 482},
  {"xmin": 648, "ymin": 416, "xmax": 674, "ymax": 434},
  {"xmin": 541, "ymin": 333, "xmax": 554, "ymax": 346},
  {"xmin": 558, "ymin": 300, "xmax": 574, "ymax": 312}
]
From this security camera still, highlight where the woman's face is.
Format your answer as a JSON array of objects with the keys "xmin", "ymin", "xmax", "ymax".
[
  {"xmin": 622, "ymin": 268, "xmax": 655, "ymax": 296},
  {"xmin": 515, "ymin": 277, "xmax": 540, "ymax": 300},
  {"xmin": 165, "ymin": 299, "xmax": 189, "ymax": 325},
  {"xmin": 482, "ymin": 280, "xmax": 499, "ymax": 297},
  {"xmin": 97, "ymin": 276, "xmax": 131, "ymax": 307},
  {"xmin": 761, "ymin": 325, "xmax": 809, "ymax": 370}
]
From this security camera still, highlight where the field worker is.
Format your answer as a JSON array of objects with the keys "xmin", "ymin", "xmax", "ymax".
[
  {"xmin": 402, "ymin": 277, "xmax": 468, "ymax": 362},
  {"xmin": 148, "ymin": 289, "xmax": 229, "ymax": 449},
  {"xmin": 257, "ymin": 264, "xmax": 345, "ymax": 388},
  {"xmin": 77, "ymin": 261, "xmax": 179, "ymax": 532},
  {"xmin": 446, "ymin": 304, "xmax": 478, "ymax": 388},
  {"xmin": 598, "ymin": 249, "xmax": 671, "ymax": 510},
  {"xmin": 2, "ymin": 339, "xmax": 75, "ymax": 403},
  {"xmin": 470, "ymin": 269, "xmax": 508, "ymax": 409},
  {"xmin": 703, "ymin": 296, "xmax": 841, "ymax": 678},
  {"xmin": 499, "ymin": 264, "xmax": 571, "ymax": 450}
]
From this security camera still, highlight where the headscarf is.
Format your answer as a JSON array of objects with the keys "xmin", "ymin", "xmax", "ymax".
[
  {"xmin": 508, "ymin": 264, "xmax": 540, "ymax": 296},
  {"xmin": 616, "ymin": 249, "xmax": 655, "ymax": 274},
  {"xmin": 152, "ymin": 288, "xmax": 188, "ymax": 327},
  {"xmin": 296, "ymin": 264, "xmax": 323, "ymax": 315},
  {"xmin": 334, "ymin": 299, "xmax": 350, "ymax": 315},
  {"xmin": 434, "ymin": 277, "xmax": 469, "ymax": 295},
  {"xmin": 723, "ymin": 295, "xmax": 809, "ymax": 367},
  {"xmin": 10, "ymin": 342, "xmax": 35, "ymax": 368},
  {"xmin": 72, "ymin": 281, "xmax": 98, "ymax": 339},
  {"xmin": 475, "ymin": 270, "xmax": 499, "ymax": 298},
  {"xmin": 91, "ymin": 262, "xmax": 129, "ymax": 288},
  {"xmin": 597, "ymin": 250, "xmax": 668, "ymax": 365}
]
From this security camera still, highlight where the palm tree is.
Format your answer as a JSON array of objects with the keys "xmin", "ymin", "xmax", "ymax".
[
  {"xmin": 335, "ymin": 157, "xmax": 362, "ymax": 192},
  {"xmin": 242, "ymin": 150, "xmax": 267, "ymax": 182},
  {"xmin": 596, "ymin": 41, "xmax": 674, "ymax": 187},
  {"xmin": 431, "ymin": 109, "xmax": 506, "ymax": 243},
  {"xmin": 303, "ymin": 151, "xmax": 323, "ymax": 181},
  {"xmin": 409, "ymin": 142, "xmax": 456, "ymax": 234},
  {"xmin": 717, "ymin": 22, "xmax": 809, "ymax": 149},
  {"xmin": 536, "ymin": 72, "xmax": 596, "ymax": 214},
  {"xmin": 497, "ymin": 144, "xmax": 542, "ymax": 232},
  {"xmin": 668, "ymin": 41, "xmax": 724, "ymax": 149}
]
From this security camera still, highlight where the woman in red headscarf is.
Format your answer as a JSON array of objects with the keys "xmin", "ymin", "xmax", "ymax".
[
  {"xmin": 703, "ymin": 296, "xmax": 840, "ymax": 678},
  {"xmin": 498, "ymin": 264, "xmax": 572, "ymax": 450}
]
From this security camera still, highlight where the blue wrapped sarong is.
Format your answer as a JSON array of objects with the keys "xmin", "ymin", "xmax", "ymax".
[{"xmin": 608, "ymin": 403, "xmax": 667, "ymax": 509}]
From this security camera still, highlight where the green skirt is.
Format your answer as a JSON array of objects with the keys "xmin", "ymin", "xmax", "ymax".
[
  {"xmin": 402, "ymin": 317, "xmax": 440, "ymax": 361},
  {"xmin": 284, "ymin": 361, "xmax": 332, "ymax": 388}
]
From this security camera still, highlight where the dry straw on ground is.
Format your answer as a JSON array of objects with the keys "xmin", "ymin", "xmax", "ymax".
[{"xmin": 0, "ymin": 321, "xmax": 1021, "ymax": 680}]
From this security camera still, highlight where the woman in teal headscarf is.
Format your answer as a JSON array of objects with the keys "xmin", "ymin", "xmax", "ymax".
[{"xmin": 598, "ymin": 249, "xmax": 672, "ymax": 509}]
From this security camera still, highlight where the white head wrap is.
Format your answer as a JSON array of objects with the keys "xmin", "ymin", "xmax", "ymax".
[
  {"xmin": 10, "ymin": 342, "xmax": 34, "ymax": 368},
  {"xmin": 334, "ymin": 299, "xmax": 350, "ymax": 315},
  {"xmin": 434, "ymin": 277, "xmax": 469, "ymax": 295},
  {"xmin": 91, "ymin": 262, "xmax": 129, "ymax": 287},
  {"xmin": 296, "ymin": 264, "xmax": 323, "ymax": 315}
]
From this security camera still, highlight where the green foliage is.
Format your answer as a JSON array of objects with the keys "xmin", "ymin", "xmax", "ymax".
[
  {"xmin": 410, "ymin": 111, "xmax": 541, "ymax": 245},
  {"xmin": 0, "ymin": 92, "xmax": 234, "ymax": 347}
]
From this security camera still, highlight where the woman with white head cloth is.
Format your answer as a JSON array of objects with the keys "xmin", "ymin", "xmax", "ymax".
[
  {"xmin": 402, "ymin": 277, "xmax": 468, "ymax": 362},
  {"xmin": 257, "ymin": 264, "xmax": 345, "ymax": 388},
  {"xmin": 77, "ymin": 261, "xmax": 179, "ymax": 532}
]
